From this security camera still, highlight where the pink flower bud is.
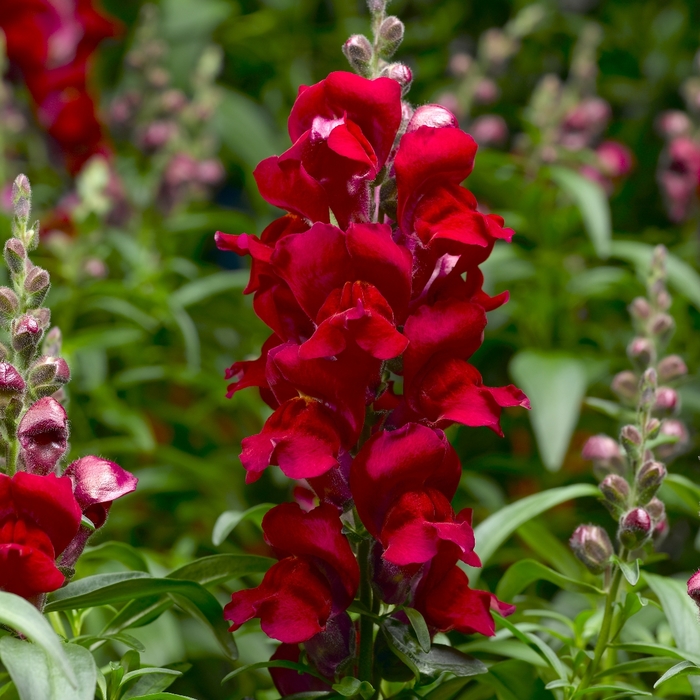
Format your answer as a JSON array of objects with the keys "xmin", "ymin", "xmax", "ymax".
[
  {"xmin": 0, "ymin": 287, "xmax": 19, "ymax": 322},
  {"xmin": 196, "ymin": 159, "xmax": 225, "ymax": 186},
  {"xmin": 650, "ymin": 313, "xmax": 674, "ymax": 338},
  {"xmin": 619, "ymin": 508, "xmax": 653, "ymax": 549},
  {"xmin": 687, "ymin": 571, "xmax": 700, "ymax": 609},
  {"xmin": 570, "ymin": 524, "xmax": 613, "ymax": 574},
  {"xmin": 470, "ymin": 114, "xmax": 508, "ymax": 147},
  {"xmin": 449, "ymin": 52, "xmax": 472, "ymax": 77},
  {"xmin": 27, "ymin": 356, "xmax": 71, "ymax": 398},
  {"xmin": 4, "ymin": 238, "xmax": 26, "ymax": 275},
  {"xmin": 654, "ymin": 386, "xmax": 679, "ymax": 414},
  {"xmin": 342, "ymin": 35, "xmax": 373, "ymax": 76},
  {"xmin": 17, "ymin": 397, "xmax": 68, "ymax": 475},
  {"xmin": 646, "ymin": 497, "xmax": 666, "ymax": 522},
  {"xmin": 656, "ymin": 419, "xmax": 690, "ymax": 460},
  {"xmin": 627, "ymin": 337, "xmax": 655, "ymax": 368},
  {"xmin": 629, "ymin": 297, "xmax": 651, "ymax": 320},
  {"xmin": 12, "ymin": 315, "xmax": 42, "ymax": 351},
  {"xmin": 0, "ymin": 362, "xmax": 25, "ymax": 407},
  {"xmin": 381, "ymin": 63, "xmax": 412, "ymax": 94},
  {"xmin": 656, "ymin": 110, "xmax": 692, "ymax": 139},
  {"xmin": 658, "ymin": 355, "xmax": 688, "ymax": 382},
  {"xmin": 377, "ymin": 16, "xmax": 404, "ymax": 59},
  {"xmin": 596, "ymin": 141, "xmax": 633, "ymax": 178},
  {"xmin": 636, "ymin": 460, "xmax": 666, "ymax": 504},
  {"xmin": 582, "ymin": 434, "xmax": 621, "ymax": 462},
  {"xmin": 599, "ymin": 474, "xmax": 630, "ymax": 514},
  {"xmin": 611, "ymin": 370, "xmax": 638, "ymax": 401},
  {"xmin": 407, "ymin": 104, "xmax": 458, "ymax": 132},
  {"xmin": 564, "ymin": 97, "xmax": 611, "ymax": 133},
  {"xmin": 473, "ymin": 78, "xmax": 499, "ymax": 105},
  {"xmin": 140, "ymin": 120, "xmax": 177, "ymax": 151},
  {"xmin": 620, "ymin": 425, "xmax": 642, "ymax": 448}
]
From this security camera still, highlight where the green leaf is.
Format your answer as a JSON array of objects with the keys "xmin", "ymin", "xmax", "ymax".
[
  {"xmin": 403, "ymin": 608, "xmax": 431, "ymax": 654},
  {"xmin": 81, "ymin": 541, "xmax": 150, "ymax": 572},
  {"xmin": 509, "ymin": 351, "xmax": 589, "ymax": 471},
  {"xmin": 45, "ymin": 573, "xmax": 237, "ymax": 660},
  {"xmin": 167, "ymin": 553, "xmax": 275, "ymax": 586},
  {"xmin": 612, "ymin": 642, "xmax": 700, "ymax": 664},
  {"xmin": 0, "ymin": 640, "xmax": 95, "ymax": 700},
  {"xmin": 662, "ymin": 474, "xmax": 700, "ymax": 517},
  {"xmin": 610, "ymin": 240, "xmax": 700, "ymax": 310},
  {"xmin": 212, "ymin": 503, "xmax": 274, "ymax": 546},
  {"xmin": 169, "ymin": 271, "xmax": 249, "ymax": 308},
  {"xmin": 121, "ymin": 666, "xmax": 185, "ymax": 699},
  {"xmin": 496, "ymin": 559, "xmax": 604, "ymax": 601},
  {"xmin": 583, "ymin": 397, "xmax": 628, "ymax": 420},
  {"xmin": 655, "ymin": 661, "xmax": 700, "ymax": 688},
  {"xmin": 571, "ymin": 684, "xmax": 651, "ymax": 698},
  {"xmin": 550, "ymin": 166, "xmax": 611, "ymax": 258},
  {"xmin": 468, "ymin": 483, "xmax": 600, "ymax": 584},
  {"xmin": 122, "ymin": 695, "xmax": 198, "ymax": 700},
  {"xmin": 382, "ymin": 619, "xmax": 487, "ymax": 680},
  {"xmin": 478, "ymin": 659, "xmax": 556, "ymax": 700},
  {"xmin": 221, "ymin": 661, "xmax": 331, "ymax": 685},
  {"xmin": 516, "ymin": 520, "xmax": 585, "ymax": 578},
  {"xmin": 593, "ymin": 656, "xmax": 681, "ymax": 681},
  {"xmin": 614, "ymin": 557, "xmax": 640, "ymax": 586},
  {"xmin": 459, "ymin": 639, "xmax": 548, "ymax": 667},
  {"xmin": 332, "ymin": 677, "xmax": 374, "ymax": 699},
  {"xmin": 85, "ymin": 297, "xmax": 159, "ymax": 332},
  {"xmin": 0, "ymin": 592, "xmax": 76, "ymax": 688},
  {"xmin": 169, "ymin": 305, "xmax": 200, "ymax": 370},
  {"xmin": 646, "ymin": 573, "xmax": 700, "ymax": 698},
  {"xmin": 422, "ymin": 677, "xmax": 472, "ymax": 700}
]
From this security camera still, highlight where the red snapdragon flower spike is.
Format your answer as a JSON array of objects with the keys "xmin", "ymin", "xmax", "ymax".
[
  {"xmin": 0, "ymin": 472, "xmax": 81, "ymax": 598},
  {"xmin": 17, "ymin": 396, "xmax": 69, "ymax": 475},
  {"xmin": 64, "ymin": 455, "xmax": 138, "ymax": 528},
  {"xmin": 412, "ymin": 542, "xmax": 515, "ymax": 636},
  {"xmin": 255, "ymin": 72, "xmax": 402, "ymax": 227},
  {"xmin": 224, "ymin": 503, "xmax": 359, "ymax": 643}
]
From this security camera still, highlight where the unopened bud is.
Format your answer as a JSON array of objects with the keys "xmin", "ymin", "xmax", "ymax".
[
  {"xmin": 654, "ymin": 386, "xmax": 679, "ymax": 414},
  {"xmin": 656, "ymin": 110, "xmax": 692, "ymax": 139},
  {"xmin": 367, "ymin": 0, "xmax": 386, "ymax": 14},
  {"xmin": 611, "ymin": 370, "xmax": 638, "ymax": 402},
  {"xmin": 646, "ymin": 418, "xmax": 661, "ymax": 438},
  {"xmin": 0, "ymin": 362, "xmax": 25, "ymax": 407},
  {"xmin": 570, "ymin": 524, "xmax": 613, "ymax": 574},
  {"xmin": 646, "ymin": 497, "xmax": 666, "ymax": 522},
  {"xmin": 620, "ymin": 424, "xmax": 642, "ymax": 449},
  {"xmin": 582, "ymin": 434, "xmax": 621, "ymax": 462},
  {"xmin": 473, "ymin": 78, "xmax": 500, "ymax": 105},
  {"xmin": 381, "ymin": 63, "xmax": 412, "ymax": 94},
  {"xmin": 629, "ymin": 297, "xmax": 651, "ymax": 320},
  {"xmin": 17, "ymin": 396, "xmax": 69, "ymax": 475},
  {"xmin": 30, "ymin": 308, "xmax": 51, "ymax": 329},
  {"xmin": 651, "ymin": 245, "xmax": 667, "ymax": 276},
  {"xmin": 470, "ymin": 115, "xmax": 509, "ymax": 147},
  {"xmin": 12, "ymin": 315, "xmax": 42, "ymax": 351},
  {"xmin": 658, "ymin": 355, "xmax": 687, "ymax": 382},
  {"xmin": 24, "ymin": 266, "xmax": 50, "ymax": 307},
  {"xmin": 636, "ymin": 460, "xmax": 666, "ymax": 504},
  {"xmin": 27, "ymin": 356, "xmax": 70, "ymax": 398},
  {"xmin": 377, "ymin": 17, "xmax": 404, "ymax": 59},
  {"xmin": 0, "ymin": 287, "xmax": 19, "ymax": 323},
  {"xmin": 4, "ymin": 238, "xmax": 26, "ymax": 275},
  {"xmin": 407, "ymin": 104, "xmax": 458, "ymax": 132},
  {"xmin": 342, "ymin": 35, "xmax": 374, "ymax": 77},
  {"xmin": 656, "ymin": 419, "xmax": 689, "ymax": 460},
  {"xmin": 14, "ymin": 197, "xmax": 30, "ymax": 222},
  {"xmin": 599, "ymin": 474, "xmax": 630, "ymax": 516},
  {"xmin": 687, "ymin": 571, "xmax": 700, "ymax": 610},
  {"xmin": 650, "ymin": 313, "xmax": 674, "ymax": 338},
  {"xmin": 42, "ymin": 327, "xmax": 62, "ymax": 357},
  {"xmin": 656, "ymin": 289, "xmax": 672, "ymax": 311},
  {"xmin": 12, "ymin": 174, "xmax": 30, "ymax": 206},
  {"xmin": 619, "ymin": 508, "xmax": 653, "ymax": 549},
  {"xmin": 627, "ymin": 337, "xmax": 655, "ymax": 368}
]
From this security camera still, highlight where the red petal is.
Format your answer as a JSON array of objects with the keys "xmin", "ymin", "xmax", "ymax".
[{"xmin": 0, "ymin": 544, "xmax": 65, "ymax": 598}]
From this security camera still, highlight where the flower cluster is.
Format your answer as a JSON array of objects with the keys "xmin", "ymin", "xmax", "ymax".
[
  {"xmin": 656, "ymin": 53, "xmax": 700, "ymax": 222},
  {"xmin": 0, "ymin": 0, "xmax": 118, "ymax": 174},
  {"xmin": 0, "ymin": 175, "xmax": 137, "ymax": 604},
  {"xmin": 217, "ymin": 1, "xmax": 527, "ymax": 688},
  {"xmin": 574, "ymin": 246, "xmax": 684, "ymax": 573}
]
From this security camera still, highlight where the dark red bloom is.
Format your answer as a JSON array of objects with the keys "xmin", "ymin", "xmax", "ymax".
[
  {"xmin": 17, "ymin": 397, "xmax": 69, "ymax": 475},
  {"xmin": 255, "ymin": 72, "xmax": 402, "ymax": 227},
  {"xmin": 0, "ymin": 471, "xmax": 81, "ymax": 598},
  {"xmin": 412, "ymin": 542, "xmax": 515, "ymax": 636},
  {"xmin": 224, "ymin": 503, "xmax": 359, "ymax": 643},
  {"xmin": 269, "ymin": 644, "xmax": 331, "ymax": 697}
]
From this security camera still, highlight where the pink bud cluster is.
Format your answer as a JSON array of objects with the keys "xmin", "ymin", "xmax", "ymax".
[
  {"xmin": 216, "ymin": 6, "xmax": 529, "ymax": 689},
  {"xmin": 0, "ymin": 175, "xmax": 137, "ymax": 604}
]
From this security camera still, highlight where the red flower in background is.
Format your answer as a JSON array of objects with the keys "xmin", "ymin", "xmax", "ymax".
[
  {"xmin": 0, "ymin": 0, "xmax": 119, "ymax": 173},
  {"xmin": 0, "ymin": 471, "xmax": 81, "ymax": 598}
]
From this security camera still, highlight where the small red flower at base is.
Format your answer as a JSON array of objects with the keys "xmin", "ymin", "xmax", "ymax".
[{"xmin": 0, "ymin": 472, "xmax": 81, "ymax": 598}]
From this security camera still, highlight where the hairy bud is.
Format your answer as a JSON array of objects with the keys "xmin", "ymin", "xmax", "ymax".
[
  {"xmin": 27, "ymin": 356, "xmax": 71, "ymax": 398},
  {"xmin": 599, "ymin": 474, "xmax": 630, "ymax": 516},
  {"xmin": 650, "ymin": 313, "xmax": 674, "ymax": 338},
  {"xmin": 658, "ymin": 355, "xmax": 688, "ymax": 382},
  {"xmin": 629, "ymin": 297, "xmax": 651, "ymax": 320},
  {"xmin": 42, "ymin": 327, "xmax": 62, "ymax": 357},
  {"xmin": 627, "ymin": 337, "xmax": 655, "ymax": 368},
  {"xmin": 620, "ymin": 424, "xmax": 642, "ymax": 450},
  {"xmin": 0, "ymin": 362, "xmax": 25, "ymax": 407},
  {"xmin": 342, "ymin": 35, "xmax": 374, "ymax": 77},
  {"xmin": 377, "ymin": 16, "xmax": 404, "ymax": 59},
  {"xmin": 646, "ymin": 497, "xmax": 666, "ymax": 523},
  {"xmin": 24, "ymin": 266, "xmax": 50, "ymax": 307},
  {"xmin": 17, "ymin": 396, "xmax": 69, "ymax": 475},
  {"xmin": 687, "ymin": 571, "xmax": 700, "ymax": 610},
  {"xmin": 619, "ymin": 508, "xmax": 653, "ymax": 549},
  {"xmin": 380, "ymin": 63, "xmax": 412, "ymax": 94},
  {"xmin": 12, "ymin": 174, "xmax": 31, "ymax": 206},
  {"xmin": 0, "ymin": 287, "xmax": 19, "ymax": 324},
  {"xmin": 570, "ymin": 525, "xmax": 613, "ymax": 574},
  {"xmin": 12, "ymin": 315, "xmax": 42, "ymax": 351},
  {"xmin": 611, "ymin": 370, "xmax": 638, "ymax": 402},
  {"xmin": 654, "ymin": 386, "xmax": 679, "ymax": 414},
  {"xmin": 635, "ymin": 460, "xmax": 666, "ymax": 504},
  {"xmin": 4, "ymin": 238, "xmax": 26, "ymax": 275}
]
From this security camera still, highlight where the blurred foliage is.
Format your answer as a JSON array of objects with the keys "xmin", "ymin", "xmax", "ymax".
[{"xmin": 4, "ymin": 0, "xmax": 700, "ymax": 697}]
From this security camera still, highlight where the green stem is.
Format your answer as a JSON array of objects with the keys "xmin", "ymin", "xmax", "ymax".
[
  {"xmin": 578, "ymin": 552, "xmax": 627, "ymax": 692},
  {"xmin": 357, "ymin": 538, "xmax": 374, "ymax": 683}
]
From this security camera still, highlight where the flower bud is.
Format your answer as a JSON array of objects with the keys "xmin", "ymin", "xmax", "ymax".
[
  {"xmin": 654, "ymin": 386, "xmax": 679, "ymax": 414},
  {"xmin": 4, "ymin": 238, "xmax": 26, "ymax": 275},
  {"xmin": 646, "ymin": 497, "xmax": 666, "ymax": 523},
  {"xmin": 650, "ymin": 313, "xmax": 674, "ymax": 338},
  {"xmin": 570, "ymin": 525, "xmax": 613, "ymax": 574},
  {"xmin": 629, "ymin": 297, "xmax": 651, "ymax": 320},
  {"xmin": 627, "ymin": 337, "xmax": 655, "ymax": 368},
  {"xmin": 656, "ymin": 290, "xmax": 672, "ymax": 311},
  {"xmin": 377, "ymin": 16, "xmax": 404, "ymax": 59},
  {"xmin": 407, "ymin": 104, "xmax": 458, "ymax": 132},
  {"xmin": 380, "ymin": 63, "xmax": 412, "ymax": 94},
  {"xmin": 618, "ymin": 508, "xmax": 653, "ymax": 549},
  {"xmin": 27, "ymin": 356, "xmax": 71, "ymax": 398},
  {"xmin": 17, "ymin": 396, "xmax": 69, "ymax": 475},
  {"xmin": 11, "ymin": 315, "xmax": 42, "ymax": 351},
  {"xmin": 656, "ymin": 419, "xmax": 690, "ymax": 460},
  {"xmin": 367, "ymin": 0, "xmax": 387, "ymax": 14},
  {"xmin": 473, "ymin": 78, "xmax": 499, "ymax": 105},
  {"xmin": 635, "ymin": 460, "xmax": 666, "ymax": 504},
  {"xmin": 687, "ymin": 571, "xmax": 700, "ymax": 610},
  {"xmin": 449, "ymin": 52, "xmax": 472, "ymax": 77},
  {"xmin": 14, "ymin": 197, "xmax": 30, "ymax": 222},
  {"xmin": 620, "ymin": 424, "xmax": 642, "ymax": 450},
  {"xmin": 470, "ymin": 115, "xmax": 509, "ymax": 147},
  {"xmin": 646, "ymin": 418, "xmax": 661, "ymax": 438},
  {"xmin": 656, "ymin": 110, "xmax": 692, "ymax": 139},
  {"xmin": 0, "ymin": 362, "xmax": 25, "ymax": 407},
  {"xmin": 30, "ymin": 308, "xmax": 51, "ymax": 330},
  {"xmin": 0, "ymin": 286, "xmax": 19, "ymax": 324},
  {"xmin": 12, "ymin": 174, "xmax": 30, "ymax": 207},
  {"xmin": 611, "ymin": 370, "xmax": 638, "ymax": 402},
  {"xmin": 599, "ymin": 474, "xmax": 630, "ymax": 516},
  {"xmin": 596, "ymin": 141, "xmax": 633, "ymax": 178},
  {"xmin": 42, "ymin": 327, "xmax": 62, "ymax": 357},
  {"xmin": 658, "ymin": 355, "xmax": 688, "ymax": 382},
  {"xmin": 342, "ymin": 35, "xmax": 373, "ymax": 77},
  {"xmin": 582, "ymin": 434, "xmax": 621, "ymax": 462},
  {"xmin": 23, "ymin": 266, "xmax": 50, "ymax": 307}
]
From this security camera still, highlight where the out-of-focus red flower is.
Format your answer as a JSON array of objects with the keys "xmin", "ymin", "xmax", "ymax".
[
  {"xmin": 0, "ymin": 0, "xmax": 120, "ymax": 173},
  {"xmin": 658, "ymin": 136, "xmax": 700, "ymax": 223},
  {"xmin": 0, "ymin": 471, "xmax": 81, "ymax": 598},
  {"xmin": 224, "ymin": 503, "xmax": 359, "ymax": 643}
]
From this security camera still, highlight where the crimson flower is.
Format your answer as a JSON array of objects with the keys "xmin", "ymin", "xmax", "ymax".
[
  {"xmin": 224, "ymin": 503, "xmax": 359, "ymax": 643},
  {"xmin": 0, "ymin": 471, "xmax": 81, "ymax": 598}
]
